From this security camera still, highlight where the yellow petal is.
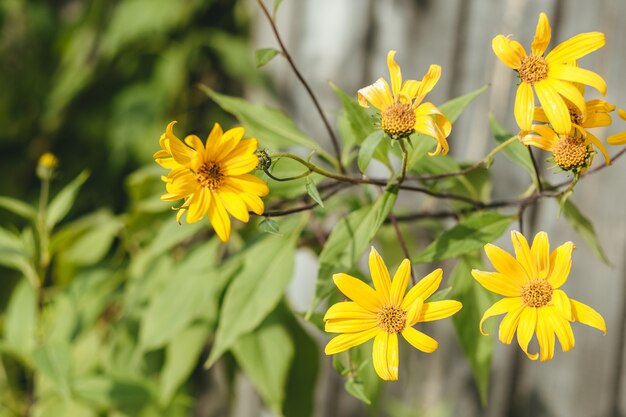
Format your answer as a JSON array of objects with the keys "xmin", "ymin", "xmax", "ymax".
[
  {"xmin": 471, "ymin": 270, "xmax": 523, "ymax": 297},
  {"xmin": 404, "ymin": 297, "xmax": 423, "ymax": 327},
  {"xmin": 325, "ymin": 318, "xmax": 378, "ymax": 333},
  {"xmin": 549, "ymin": 64, "xmax": 607, "ymax": 95},
  {"xmin": 186, "ymin": 188, "xmax": 209, "ymax": 223},
  {"xmin": 213, "ymin": 127, "xmax": 245, "ymax": 161},
  {"xmin": 369, "ymin": 247, "xmax": 391, "ymax": 303},
  {"xmin": 414, "ymin": 115, "xmax": 448, "ymax": 156},
  {"xmin": 401, "ymin": 268, "xmax": 443, "ymax": 310},
  {"xmin": 531, "ymin": 13, "xmax": 551, "ymax": 56},
  {"xmin": 499, "ymin": 303, "xmax": 525, "ymax": 344},
  {"xmin": 536, "ymin": 308, "xmax": 556, "ymax": 361},
  {"xmin": 208, "ymin": 193, "xmax": 231, "ymax": 242},
  {"xmin": 511, "ymin": 231, "xmax": 537, "ymax": 279},
  {"xmin": 586, "ymin": 99, "xmax": 615, "ymax": 114},
  {"xmin": 387, "ymin": 50, "xmax": 402, "ymax": 99},
  {"xmin": 533, "ymin": 107, "xmax": 550, "ymax": 123},
  {"xmin": 204, "ymin": 123, "xmax": 224, "ymax": 160},
  {"xmin": 530, "ymin": 232, "xmax": 550, "ymax": 279},
  {"xmin": 184, "ymin": 134, "xmax": 205, "ymax": 158},
  {"xmin": 484, "ymin": 243, "xmax": 530, "ymax": 283},
  {"xmin": 549, "ymin": 78, "xmax": 586, "ymax": 116},
  {"xmin": 547, "ymin": 241, "xmax": 574, "ymax": 289},
  {"xmin": 372, "ymin": 332, "xmax": 399, "ymax": 380},
  {"xmin": 480, "ymin": 297, "xmax": 523, "ymax": 335},
  {"xmin": 545, "ymin": 306, "xmax": 575, "ymax": 352},
  {"xmin": 357, "ymin": 78, "xmax": 393, "ymax": 110},
  {"xmin": 586, "ymin": 132, "xmax": 611, "ymax": 165},
  {"xmin": 521, "ymin": 133, "xmax": 555, "ymax": 152},
  {"xmin": 534, "ymin": 80, "xmax": 571, "ymax": 134},
  {"xmin": 546, "ymin": 32, "xmax": 605, "ymax": 64},
  {"xmin": 399, "ymin": 79, "xmax": 421, "ymax": 101},
  {"xmin": 324, "ymin": 301, "xmax": 376, "ymax": 321},
  {"xmin": 217, "ymin": 190, "xmax": 250, "ymax": 223},
  {"xmin": 418, "ymin": 300, "xmax": 462, "ymax": 323},
  {"xmin": 221, "ymin": 154, "xmax": 259, "ymax": 176},
  {"xmin": 608, "ymin": 131, "xmax": 626, "ymax": 145},
  {"xmin": 414, "ymin": 102, "xmax": 452, "ymax": 137},
  {"xmin": 402, "ymin": 327, "xmax": 438, "ymax": 353},
  {"xmin": 390, "ymin": 259, "xmax": 411, "ymax": 306},
  {"xmin": 582, "ymin": 112, "xmax": 612, "ymax": 128},
  {"xmin": 619, "ymin": 108, "xmax": 626, "ymax": 120},
  {"xmin": 516, "ymin": 307, "xmax": 539, "ymax": 360},
  {"xmin": 333, "ymin": 273, "xmax": 383, "ymax": 313},
  {"xmin": 492, "ymin": 35, "xmax": 526, "ymax": 69},
  {"xmin": 414, "ymin": 64, "xmax": 442, "ymax": 105},
  {"xmin": 222, "ymin": 138, "xmax": 258, "ymax": 163},
  {"xmin": 570, "ymin": 299, "xmax": 606, "ymax": 334},
  {"xmin": 552, "ymin": 289, "xmax": 572, "ymax": 321},
  {"xmin": 225, "ymin": 174, "xmax": 269, "ymax": 197},
  {"xmin": 514, "ymin": 82, "xmax": 535, "ymax": 132},
  {"xmin": 325, "ymin": 328, "xmax": 379, "ymax": 355}
]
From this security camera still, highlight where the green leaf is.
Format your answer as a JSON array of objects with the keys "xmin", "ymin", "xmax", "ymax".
[
  {"xmin": 46, "ymin": 170, "xmax": 90, "ymax": 230},
  {"xmin": 160, "ymin": 322, "xmax": 211, "ymax": 404},
  {"xmin": 259, "ymin": 217, "xmax": 281, "ymax": 235},
  {"xmin": 255, "ymin": 48, "xmax": 281, "ymax": 68},
  {"xmin": 305, "ymin": 177, "xmax": 324, "ymax": 208},
  {"xmin": 73, "ymin": 375, "xmax": 154, "ymax": 414},
  {"xmin": 273, "ymin": 0, "xmax": 284, "ymax": 15},
  {"xmin": 562, "ymin": 200, "xmax": 610, "ymax": 265},
  {"xmin": 330, "ymin": 82, "xmax": 375, "ymax": 144},
  {"xmin": 4, "ymin": 279, "xmax": 37, "ymax": 356},
  {"xmin": 357, "ymin": 131, "xmax": 385, "ymax": 173},
  {"xmin": 206, "ymin": 217, "xmax": 305, "ymax": 366},
  {"xmin": 488, "ymin": 113, "xmax": 535, "ymax": 179},
  {"xmin": 450, "ymin": 255, "xmax": 497, "ymax": 404},
  {"xmin": 199, "ymin": 86, "xmax": 332, "ymax": 160},
  {"xmin": 0, "ymin": 196, "xmax": 37, "ymax": 220},
  {"xmin": 283, "ymin": 309, "xmax": 319, "ymax": 417},
  {"xmin": 407, "ymin": 84, "xmax": 488, "ymax": 171},
  {"xmin": 438, "ymin": 84, "xmax": 489, "ymax": 122},
  {"xmin": 311, "ymin": 187, "xmax": 398, "ymax": 313},
  {"xmin": 59, "ymin": 211, "xmax": 123, "ymax": 266},
  {"xmin": 232, "ymin": 313, "xmax": 294, "ymax": 415},
  {"xmin": 139, "ymin": 239, "xmax": 225, "ymax": 349},
  {"xmin": 33, "ymin": 342, "xmax": 72, "ymax": 400},
  {"xmin": 345, "ymin": 379, "xmax": 371, "ymax": 405},
  {"xmin": 0, "ymin": 227, "xmax": 38, "ymax": 284},
  {"xmin": 413, "ymin": 211, "xmax": 513, "ymax": 263}
]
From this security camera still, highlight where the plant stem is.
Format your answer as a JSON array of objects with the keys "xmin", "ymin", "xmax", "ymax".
[{"xmin": 256, "ymin": 0, "xmax": 345, "ymax": 173}]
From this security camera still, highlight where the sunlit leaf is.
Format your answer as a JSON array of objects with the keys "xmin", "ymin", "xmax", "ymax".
[
  {"xmin": 562, "ymin": 200, "xmax": 610, "ymax": 265},
  {"xmin": 46, "ymin": 170, "xmax": 90, "ymax": 230},
  {"xmin": 305, "ymin": 177, "xmax": 324, "ymax": 207},
  {"xmin": 255, "ymin": 48, "xmax": 281, "ymax": 68}
]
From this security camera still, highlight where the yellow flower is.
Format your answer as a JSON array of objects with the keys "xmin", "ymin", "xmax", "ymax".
[
  {"xmin": 493, "ymin": 13, "xmax": 606, "ymax": 135},
  {"xmin": 472, "ymin": 231, "xmax": 606, "ymax": 361},
  {"xmin": 154, "ymin": 121, "xmax": 269, "ymax": 242},
  {"xmin": 37, "ymin": 152, "xmax": 58, "ymax": 180},
  {"xmin": 324, "ymin": 247, "xmax": 462, "ymax": 380},
  {"xmin": 521, "ymin": 124, "xmax": 609, "ymax": 171},
  {"xmin": 357, "ymin": 50, "xmax": 451, "ymax": 155},
  {"xmin": 608, "ymin": 109, "xmax": 626, "ymax": 145}
]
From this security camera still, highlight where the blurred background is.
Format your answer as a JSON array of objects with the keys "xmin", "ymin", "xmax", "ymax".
[{"xmin": 1, "ymin": 0, "xmax": 626, "ymax": 416}]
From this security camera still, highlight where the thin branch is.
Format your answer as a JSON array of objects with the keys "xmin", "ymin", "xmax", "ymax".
[
  {"xmin": 258, "ymin": 182, "xmax": 351, "ymax": 217},
  {"xmin": 528, "ymin": 146, "xmax": 543, "ymax": 193},
  {"xmin": 256, "ymin": 0, "xmax": 345, "ymax": 173}
]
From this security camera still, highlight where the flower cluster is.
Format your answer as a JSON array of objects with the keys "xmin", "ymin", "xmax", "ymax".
[
  {"xmin": 151, "ymin": 11, "xmax": 623, "ymax": 382},
  {"xmin": 493, "ymin": 13, "xmax": 620, "ymax": 173}
]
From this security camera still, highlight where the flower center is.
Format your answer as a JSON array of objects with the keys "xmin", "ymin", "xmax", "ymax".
[
  {"xmin": 196, "ymin": 162, "xmax": 224, "ymax": 191},
  {"xmin": 376, "ymin": 305, "xmax": 407, "ymax": 333},
  {"xmin": 381, "ymin": 102, "xmax": 416, "ymax": 138},
  {"xmin": 518, "ymin": 55, "xmax": 549, "ymax": 85},
  {"xmin": 521, "ymin": 279, "xmax": 553, "ymax": 308},
  {"xmin": 552, "ymin": 135, "xmax": 590, "ymax": 171},
  {"xmin": 567, "ymin": 104, "xmax": 584, "ymax": 124}
]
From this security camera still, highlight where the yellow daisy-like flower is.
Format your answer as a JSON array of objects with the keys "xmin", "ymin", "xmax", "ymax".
[
  {"xmin": 154, "ymin": 121, "xmax": 269, "ymax": 242},
  {"xmin": 522, "ymin": 124, "xmax": 608, "ymax": 171},
  {"xmin": 608, "ymin": 109, "xmax": 626, "ymax": 145},
  {"xmin": 324, "ymin": 247, "xmax": 462, "ymax": 380},
  {"xmin": 493, "ymin": 12, "xmax": 606, "ymax": 135},
  {"xmin": 472, "ymin": 231, "xmax": 606, "ymax": 361},
  {"xmin": 357, "ymin": 50, "xmax": 451, "ymax": 155}
]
